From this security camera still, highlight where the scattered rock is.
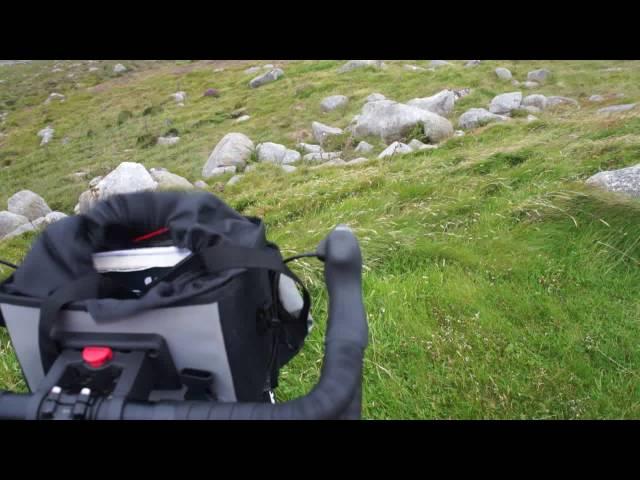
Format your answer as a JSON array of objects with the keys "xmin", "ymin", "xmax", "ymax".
[
  {"xmin": 407, "ymin": 89, "xmax": 456, "ymax": 117},
  {"xmin": 226, "ymin": 175, "xmax": 243, "ymax": 186},
  {"xmin": 586, "ymin": 164, "xmax": 640, "ymax": 198},
  {"xmin": 44, "ymin": 92, "xmax": 65, "ymax": 104},
  {"xmin": 366, "ymin": 93, "xmax": 386, "ymax": 103},
  {"xmin": 523, "ymin": 81, "xmax": 539, "ymax": 89},
  {"xmin": 52, "ymin": 68, "xmax": 63, "ymax": 73},
  {"xmin": 522, "ymin": 94, "xmax": 548, "ymax": 110},
  {"xmin": 347, "ymin": 157, "xmax": 370, "ymax": 165},
  {"xmin": 230, "ymin": 108, "xmax": 248, "ymax": 119},
  {"xmin": 205, "ymin": 166, "xmax": 237, "ymax": 178},
  {"xmin": 527, "ymin": 69, "xmax": 551, "ymax": 83},
  {"xmin": 244, "ymin": 66, "xmax": 261, "ymax": 75},
  {"xmin": 352, "ymin": 100, "xmax": 452, "ymax": 144},
  {"xmin": 256, "ymin": 142, "xmax": 301, "ymax": 164},
  {"xmin": 354, "ymin": 141, "xmax": 374, "ymax": 154},
  {"xmin": 546, "ymin": 96, "xmax": 579, "ymax": 108},
  {"xmin": 88, "ymin": 67, "xmax": 99, "ymax": 72},
  {"xmin": 597, "ymin": 103, "xmax": 637, "ymax": 115},
  {"xmin": 320, "ymin": 95, "xmax": 349, "ymax": 112},
  {"xmin": 313, "ymin": 159, "xmax": 346, "ymax": 168},
  {"xmin": 495, "ymin": 67, "xmax": 512, "ymax": 81},
  {"xmin": 454, "ymin": 130, "xmax": 465, "ymax": 137},
  {"xmin": 157, "ymin": 136, "xmax": 180, "ymax": 146},
  {"xmin": 429, "ymin": 60, "xmax": 452, "ymax": 69},
  {"xmin": 378, "ymin": 141, "xmax": 413, "ymax": 159},
  {"xmin": 149, "ymin": 168, "xmax": 194, "ymax": 190},
  {"xmin": 408, "ymin": 139, "xmax": 437, "ymax": 151},
  {"xmin": 403, "ymin": 64, "xmax": 427, "ymax": 72},
  {"xmin": 38, "ymin": 126, "xmax": 54, "ymax": 146},
  {"xmin": 44, "ymin": 211, "xmax": 67, "ymax": 224},
  {"xmin": 170, "ymin": 91, "xmax": 187, "ymax": 103},
  {"xmin": 8, "ymin": 190, "xmax": 52, "ymax": 221},
  {"xmin": 0, "ymin": 211, "xmax": 29, "ymax": 239},
  {"xmin": 297, "ymin": 143, "xmax": 323, "ymax": 154},
  {"xmin": 249, "ymin": 68, "xmax": 284, "ymax": 88},
  {"xmin": 281, "ymin": 165, "xmax": 297, "ymax": 173},
  {"xmin": 312, "ymin": 121, "xmax": 343, "ymax": 146},
  {"xmin": 204, "ymin": 88, "xmax": 220, "ymax": 98},
  {"xmin": 526, "ymin": 114, "xmax": 539, "ymax": 122},
  {"xmin": 2, "ymin": 220, "xmax": 43, "ymax": 240},
  {"xmin": 489, "ymin": 92, "xmax": 523, "ymax": 114},
  {"xmin": 234, "ymin": 115, "xmax": 251, "ymax": 123},
  {"xmin": 194, "ymin": 180, "xmax": 208, "ymax": 189},
  {"xmin": 94, "ymin": 162, "xmax": 158, "ymax": 200},
  {"xmin": 203, "ymin": 133, "xmax": 254, "ymax": 177},
  {"xmin": 213, "ymin": 68, "xmax": 225, "ymax": 73},
  {"xmin": 303, "ymin": 151, "xmax": 342, "ymax": 163},
  {"xmin": 453, "ymin": 88, "xmax": 471, "ymax": 100},
  {"xmin": 113, "ymin": 64, "xmax": 127, "ymax": 74},
  {"xmin": 588, "ymin": 93, "xmax": 624, "ymax": 103},
  {"xmin": 465, "ymin": 60, "xmax": 481, "ymax": 67},
  {"xmin": 458, "ymin": 108, "xmax": 509, "ymax": 130},
  {"xmin": 511, "ymin": 79, "xmax": 521, "ymax": 87},
  {"xmin": 338, "ymin": 60, "xmax": 386, "ymax": 73}
]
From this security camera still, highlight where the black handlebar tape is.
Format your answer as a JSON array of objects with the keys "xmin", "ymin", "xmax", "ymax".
[{"xmin": 100, "ymin": 225, "xmax": 369, "ymax": 420}]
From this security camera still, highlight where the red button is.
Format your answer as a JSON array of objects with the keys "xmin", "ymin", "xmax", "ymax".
[{"xmin": 82, "ymin": 347, "xmax": 113, "ymax": 368}]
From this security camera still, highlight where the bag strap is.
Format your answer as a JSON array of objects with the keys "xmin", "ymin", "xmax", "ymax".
[{"xmin": 37, "ymin": 245, "xmax": 311, "ymax": 372}]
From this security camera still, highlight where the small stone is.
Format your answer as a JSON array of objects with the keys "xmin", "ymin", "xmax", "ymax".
[
  {"xmin": 37, "ymin": 126, "xmax": 54, "ymax": 146},
  {"xmin": 489, "ymin": 92, "xmax": 523, "ymax": 114},
  {"xmin": 203, "ymin": 88, "xmax": 220, "ymax": 97},
  {"xmin": 495, "ymin": 67, "xmax": 512, "ymax": 81},
  {"xmin": 527, "ymin": 114, "xmax": 539, "ymax": 122},
  {"xmin": 303, "ymin": 151, "xmax": 342, "ymax": 163},
  {"xmin": 194, "ymin": 180, "xmax": 208, "ymax": 189},
  {"xmin": 597, "ymin": 103, "xmax": 637, "ymax": 115},
  {"xmin": 234, "ymin": 115, "xmax": 251, "ymax": 123},
  {"xmin": 44, "ymin": 92, "xmax": 65, "ymax": 104},
  {"xmin": 281, "ymin": 165, "xmax": 297, "ymax": 173},
  {"xmin": 227, "ymin": 175, "xmax": 243, "ymax": 186},
  {"xmin": 320, "ymin": 95, "xmax": 349, "ymax": 112},
  {"xmin": 157, "ymin": 136, "xmax": 180, "ymax": 146},
  {"xmin": 347, "ymin": 157, "xmax": 370, "ymax": 165},
  {"xmin": 0, "ymin": 211, "xmax": 29, "ymax": 239},
  {"xmin": 378, "ymin": 141, "xmax": 413, "ymax": 159},
  {"xmin": 205, "ymin": 166, "xmax": 237, "ymax": 177},
  {"xmin": 527, "ymin": 69, "xmax": 551, "ymax": 83},
  {"xmin": 366, "ymin": 93, "xmax": 386, "ymax": 103},
  {"xmin": 354, "ymin": 141, "xmax": 374, "ymax": 154},
  {"xmin": 338, "ymin": 61, "xmax": 386, "ymax": 73},
  {"xmin": 249, "ymin": 68, "xmax": 284, "ymax": 88},
  {"xmin": 465, "ymin": 60, "xmax": 481, "ymax": 67},
  {"xmin": 113, "ymin": 64, "xmax": 127, "ymax": 74},
  {"xmin": 297, "ymin": 143, "xmax": 323, "ymax": 154},
  {"xmin": 170, "ymin": 91, "xmax": 187, "ymax": 103},
  {"xmin": 311, "ymin": 121, "xmax": 343, "ymax": 146},
  {"xmin": 429, "ymin": 60, "xmax": 452, "ymax": 69},
  {"xmin": 523, "ymin": 81, "xmax": 539, "ymax": 89},
  {"xmin": 8, "ymin": 190, "xmax": 52, "ymax": 221}
]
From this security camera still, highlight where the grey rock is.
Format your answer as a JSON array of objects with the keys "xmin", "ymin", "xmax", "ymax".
[
  {"xmin": 453, "ymin": 88, "xmax": 471, "ymax": 100},
  {"xmin": 313, "ymin": 159, "xmax": 346, "ymax": 168},
  {"xmin": 429, "ymin": 60, "xmax": 452, "ymax": 69},
  {"xmin": 203, "ymin": 133, "xmax": 254, "ymax": 176},
  {"xmin": 320, "ymin": 95, "xmax": 349, "ymax": 112},
  {"xmin": 489, "ymin": 91, "xmax": 523, "ymax": 114},
  {"xmin": 546, "ymin": 96, "xmax": 579, "ymax": 108},
  {"xmin": 194, "ymin": 180, "xmax": 208, "ymax": 189},
  {"xmin": 157, "ymin": 136, "xmax": 180, "ymax": 146},
  {"xmin": 297, "ymin": 143, "xmax": 323, "ymax": 154},
  {"xmin": 338, "ymin": 60, "xmax": 386, "ymax": 73},
  {"xmin": 113, "ymin": 64, "xmax": 127, "ymax": 74},
  {"xmin": 527, "ymin": 69, "xmax": 551, "ymax": 83},
  {"xmin": 170, "ymin": 91, "xmax": 187, "ymax": 103},
  {"xmin": 495, "ymin": 67, "xmax": 512, "ymax": 81},
  {"xmin": 8, "ymin": 190, "xmax": 52, "ymax": 221},
  {"xmin": 44, "ymin": 211, "xmax": 68, "ymax": 224},
  {"xmin": 522, "ymin": 94, "xmax": 548, "ymax": 110},
  {"xmin": 352, "ymin": 100, "xmax": 453, "ymax": 144},
  {"xmin": 527, "ymin": 114, "xmax": 539, "ymax": 122},
  {"xmin": 303, "ymin": 151, "xmax": 342, "ymax": 163},
  {"xmin": 597, "ymin": 103, "xmax": 637, "ymax": 115},
  {"xmin": 408, "ymin": 139, "xmax": 437, "ymax": 151},
  {"xmin": 281, "ymin": 165, "xmax": 297, "ymax": 173},
  {"xmin": 78, "ymin": 190, "xmax": 95, "ymax": 214},
  {"xmin": 347, "ymin": 157, "xmax": 370, "ymax": 165},
  {"xmin": 407, "ymin": 89, "xmax": 456, "ymax": 117},
  {"xmin": 149, "ymin": 168, "xmax": 194, "ymax": 190},
  {"xmin": 587, "ymin": 164, "xmax": 640, "ymax": 198},
  {"xmin": 521, "ymin": 105, "xmax": 542, "ymax": 114},
  {"xmin": 354, "ymin": 141, "xmax": 374, "ymax": 154},
  {"xmin": 95, "ymin": 162, "xmax": 158, "ymax": 199},
  {"xmin": 378, "ymin": 141, "xmax": 413, "ymax": 159},
  {"xmin": 311, "ymin": 121, "xmax": 343, "ymax": 146},
  {"xmin": 249, "ymin": 68, "xmax": 284, "ymax": 88},
  {"xmin": 226, "ymin": 175, "xmax": 243, "ymax": 186},
  {"xmin": 3, "ymin": 220, "xmax": 45, "ymax": 240},
  {"xmin": 44, "ymin": 92, "xmax": 65, "ymax": 104},
  {"xmin": 454, "ymin": 130, "xmax": 465, "ymax": 137},
  {"xmin": 403, "ymin": 64, "xmax": 427, "ymax": 72},
  {"xmin": 89, "ymin": 67, "xmax": 99, "ymax": 72},
  {"xmin": 244, "ymin": 66, "xmax": 261, "ymax": 75},
  {"xmin": 589, "ymin": 93, "xmax": 624, "ymax": 103},
  {"xmin": 205, "ymin": 166, "xmax": 237, "ymax": 178},
  {"xmin": 458, "ymin": 108, "xmax": 509, "ymax": 130},
  {"xmin": 256, "ymin": 142, "xmax": 301, "ymax": 165},
  {"xmin": 523, "ymin": 81, "xmax": 539, "ymax": 89},
  {"xmin": 511, "ymin": 79, "xmax": 521, "ymax": 86},
  {"xmin": 0, "ymin": 211, "xmax": 29, "ymax": 239},
  {"xmin": 465, "ymin": 60, "xmax": 481, "ymax": 67},
  {"xmin": 234, "ymin": 115, "xmax": 251, "ymax": 123},
  {"xmin": 366, "ymin": 93, "xmax": 386, "ymax": 103},
  {"xmin": 38, "ymin": 126, "xmax": 54, "ymax": 145}
]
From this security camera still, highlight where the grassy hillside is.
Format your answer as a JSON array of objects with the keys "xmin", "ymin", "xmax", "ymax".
[{"xmin": 1, "ymin": 59, "xmax": 640, "ymax": 418}]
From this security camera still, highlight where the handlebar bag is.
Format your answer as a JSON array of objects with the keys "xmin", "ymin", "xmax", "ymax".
[{"xmin": 0, "ymin": 191, "xmax": 311, "ymax": 402}]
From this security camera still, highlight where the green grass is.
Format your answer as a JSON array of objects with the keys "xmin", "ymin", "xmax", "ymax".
[{"xmin": 1, "ymin": 60, "xmax": 640, "ymax": 418}]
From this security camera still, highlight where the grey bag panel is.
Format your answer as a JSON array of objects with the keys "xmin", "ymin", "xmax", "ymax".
[
  {"xmin": 0, "ymin": 302, "xmax": 237, "ymax": 402},
  {"xmin": 278, "ymin": 274, "xmax": 313, "ymax": 332}
]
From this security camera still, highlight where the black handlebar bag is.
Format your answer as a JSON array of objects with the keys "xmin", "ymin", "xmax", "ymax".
[{"xmin": 0, "ymin": 191, "xmax": 311, "ymax": 403}]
